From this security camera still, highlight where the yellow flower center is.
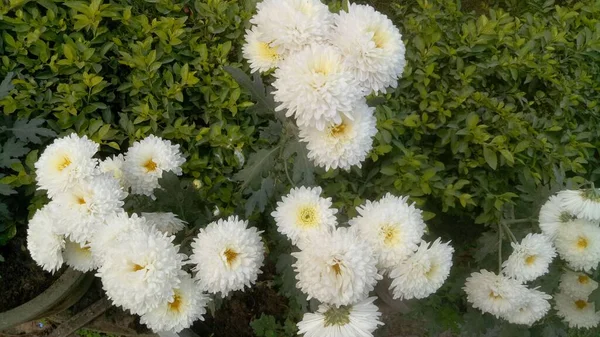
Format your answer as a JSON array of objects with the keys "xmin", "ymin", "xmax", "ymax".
[
  {"xmin": 575, "ymin": 300, "xmax": 588, "ymax": 310},
  {"xmin": 367, "ymin": 26, "xmax": 389, "ymax": 49},
  {"xmin": 332, "ymin": 262, "xmax": 342, "ymax": 276},
  {"xmin": 168, "ymin": 292, "xmax": 182, "ymax": 313},
  {"xmin": 328, "ymin": 123, "xmax": 348, "ymax": 138},
  {"xmin": 577, "ymin": 237, "xmax": 588, "ymax": 250},
  {"xmin": 489, "ymin": 291, "xmax": 502, "ymax": 300},
  {"xmin": 425, "ymin": 263, "xmax": 437, "ymax": 279},
  {"xmin": 224, "ymin": 248, "xmax": 239, "ymax": 266},
  {"xmin": 525, "ymin": 255, "xmax": 537, "ymax": 265},
  {"xmin": 297, "ymin": 206, "xmax": 318, "ymax": 228},
  {"xmin": 578, "ymin": 275, "xmax": 590, "ymax": 284},
  {"xmin": 381, "ymin": 224, "xmax": 400, "ymax": 246},
  {"xmin": 257, "ymin": 42, "xmax": 279, "ymax": 61},
  {"xmin": 77, "ymin": 196, "xmax": 86, "ymax": 205},
  {"xmin": 312, "ymin": 59, "xmax": 335, "ymax": 76},
  {"xmin": 143, "ymin": 158, "xmax": 158, "ymax": 172},
  {"xmin": 132, "ymin": 263, "xmax": 145, "ymax": 272},
  {"xmin": 56, "ymin": 155, "xmax": 72, "ymax": 171}
]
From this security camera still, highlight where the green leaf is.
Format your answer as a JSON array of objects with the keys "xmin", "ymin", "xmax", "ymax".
[
  {"xmin": 0, "ymin": 72, "xmax": 14, "ymax": 99},
  {"xmin": 483, "ymin": 146, "xmax": 497, "ymax": 170},
  {"xmin": 283, "ymin": 140, "xmax": 314, "ymax": 186},
  {"xmin": 9, "ymin": 118, "xmax": 57, "ymax": 144},
  {"xmin": 245, "ymin": 176, "xmax": 274, "ymax": 217},
  {"xmin": 234, "ymin": 147, "xmax": 280, "ymax": 191},
  {"xmin": 0, "ymin": 138, "xmax": 29, "ymax": 168},
  {"xmin": 224, "ymin": 66, "xmax": 276, "ymax": 114}
]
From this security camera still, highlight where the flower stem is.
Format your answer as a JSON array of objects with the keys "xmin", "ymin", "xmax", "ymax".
[
  {"xmin": 501, "ymin": 218, "xmax": 534, "ymax": 225},
  {"xmin": 498, "ymin": 222, "xmax": 503, "ymax": 274},
  {"xmin": 501, "ymin": 222, "xmax": 518, "ymax": 243}
]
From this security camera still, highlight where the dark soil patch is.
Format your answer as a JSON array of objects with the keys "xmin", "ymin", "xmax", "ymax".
[{"xmin": 0, "ymin": 234, "xmax": 61, "ymax": 312}]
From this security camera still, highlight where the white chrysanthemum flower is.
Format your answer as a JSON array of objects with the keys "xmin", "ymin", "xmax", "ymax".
[
  {"xmin": 502, "ymin": 288, "xmax": 551, "ymax": 326},
  {"xmin": 389, "ymin": 239, "xmax": 454, "ymax": 300},
  {"xmin": 35, "ymin": 133, "xmax": 98, "ymax": 197},
  {"xmin": 271, "ymin": 186, "xmax": 337, "ymax": 245},
  {"xmin": 242, "ymin": 27, "xmax": 284, "ymax": 73},
  {"xmin": 463, "ymin": 269, "xmax": 529, "ymax": 318},
  {"xmin": 273, "ymin": 44, "xmax": 363, "ymax": 130},
  {"xmin": 502, "ymin": 233, "xmax": 556, "ymax": 282},
  {"xmin": 299, "ymin": 100, "xmax": 377, "ymax": 171},
  {"xmin": 190, "ymin": 216, "xmax": 265, "ymax": 296},
  {"xmin": 558, "ymin": 189, "xmax": 600, "ymax": 221},
  {"xmin": 349, "ymin": 193, "xmax": 426, "ymax": 271},
  {"xmin": 140, "ymin": 273, "xmax": 209, "ymax": 333},
  {"xmin": 559, "ymin": 271, "xmax": 599, "ymax": 299},
  {"xmin": 293, "ymin": 227, "xmax": 381, "ymax": 306},
  {"xmin": 123, "ymin": 135, "xmax": 185, "ymax": 197},
  {"xmin": 555, "ymin": 292, "xmax": 600, "ymax": 328},
  {"xmin": 97, "ymin": 228, "xmax": 185, "ymax": 314},
  {"xmin": 330, "ymin": 3, "xmax": 406, "ymax": 94},
  {"xmin": 554, "ymin": 219, "xmax": 600, "ymax": 272},
  {"xmin": 142, "ymin": 212, "xmax": 187, "ymax": 236},
  {"xmin": 251, "ymin": 0, "xmax": 333, "ymax": 54},
  {"xmin": 297, "ymin": 297, "xmax": 383, "ymax": 337},
  {"xmin": 99, "ymin": 154, "xmax": 126, "ymax": 188},
  {"xmin": 27, "ymin": 204, "xmax": 65, "ymax": 273},
  {"xmin": 90, "ymin": 212, "xmax": 149, "ymax": 263},
  {"xmin": 539, "ymin": 194, "xmax": 577, "ymax": 239},
  {"xmin": 64, "ymin": 240, "xmax": 98, "ymax": 272}
]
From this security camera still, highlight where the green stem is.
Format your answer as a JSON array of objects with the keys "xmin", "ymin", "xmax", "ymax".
[
  {"xmin": 283, "ymin": 156, "xmax": 295, "ymax": 187},
  {"xmin": 501, "ymin": 222, "xmax": 518, "ymax": 243},
  {"xmin": 501, "ymin": 218, "xmax": 534, "ymax": 225},
  {"xmin": 498, "ymin": 222, "xmax": 503, "ymax": 274}
]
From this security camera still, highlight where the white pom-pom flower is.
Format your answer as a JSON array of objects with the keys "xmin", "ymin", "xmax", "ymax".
[
  {"xmin": 271, "ymin": 186, "xmax": 337, "ymax": 245},
  {"xmin": 330, "ymin": 3, "xmax": 406, "ymax": 94},
  {"xmin": 27, "ymin": 204, "xmax": 65, "ymax": 273},
  {"xmin": 142, "ymin": 212, "xmax": 187, "ymax": 236},
  {"xmin": 123, "ymin": 135, "xmax": 185, "ymax": 197},
  {"xmin": 242, "ymin": 27, "xmax": 284, "ymax": 73},
  {"xmin": 349, "ymin": 193, "xmax": 426, "ymax": 271},
  {"xmin": 293, "ymin": 227, "xmax": 381, "ymax": 306},
  {"xmin": 558, "ymin": 189, "xmax": 600, "ymax": 221},
  {"xmin": 190, "ymin": 216, "xmax": 265, "ymax": 296},
  {"xmin": 463, "ymin": 269, "xmax": 528, "ymax": 318},
  {"xmin": 299, "ymin": 100, "xmax": 377, "ymax": 171},
  {"xmin": 97, "ymin": 228, "xmax": 185, "ymax": 314},
  {"xmin": 555, "ymin": 292, "xmax": 600, "ymax": 328},
  {"xmin": 99, "ymin": 154, "xmax": 126, "ymax": 188},
  {"xmin": 554, "ymin": 219, "xmax": 600, "ymax": 272},
  {"xmin": 297, "ymin": 297, "xmax": 383, "ymax": 337},
  {"xmin": 273, "ymin": 44, "xmax": 363, "ymax": 130},
  {"xmin": 559, "ymin": 271, "xmax": 599, "ymax": 299},
  {"xmin": 251, "ymin": 0, "xmax": 333, "ymax": 54},
  {"xmin": 539, "ymin": 194, "xmax": 577, "ymax": 239},
  {"xmin": 389, "ymin": 239, "xmax": 454, "ymax": 300},
  {"xmin": 64, "ymin": 240, "xmax": 98, "ymax": 272},
  {"xmin": 35, "ymin": 133, "xmax": 98, "ymax": 197},
  {"xmin": 140, "ymin": 273, "xmax": 209, "ymax": 333},
  {"xmin": 502, "ymin": 288, "xmax": 551, "ymax": 326},
  {"xmin": 502, "ymin": 233, "xmax": 556, "ymax": 282},
  {"xmin": 90, "ymin": 212, "xmax": 149, "ymax": 263}
]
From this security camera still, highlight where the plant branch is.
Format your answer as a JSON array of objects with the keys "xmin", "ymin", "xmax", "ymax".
[
  {"xmin": 501, "ymin": 218, "xmax": 534, "ymax": 225},
  {"xmin": 501, "ymin": 222, "xmax": 518, "ymax": 243},
  {"xmin": 498, "ymin": 222, "xmax": 503, "ymax": 274}
]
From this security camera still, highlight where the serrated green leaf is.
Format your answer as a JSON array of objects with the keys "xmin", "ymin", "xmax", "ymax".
[
  {"xmin": 224, "ymin": 66, "xmax": 276, "ymax": 114},
  {"xmin": 0, "ymin": 72, "xmax": 14, "ymax": 99},
  {"xmin": 0, "ymin": 138, "xmax": 29, "ymax": 168},
  {"xmin": 245, "ymin": 176, "xmax": 274, "ymax": 217},
  {"xmin": 9, "ymin": 118, "xmax": 57, "ymax": 144},
  {"xmin": 234, "ymin": 147, "xmax": 280, "ymax": 191}
]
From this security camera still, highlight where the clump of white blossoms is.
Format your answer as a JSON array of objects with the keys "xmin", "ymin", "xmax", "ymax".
[
  {"xmin": 502, "ymin": 233, "xmax": 556, "ymax": 282},
  {"xmin": 463, "ymin": 269, "xmax": 529, "ymax": 319},
  {"xmin": 558, "ymin": 188, "xmax": 600, "ymax": 221},
  {"xmin": 554, "ymin": 292, "xmax": 600, "ymax": 328},
  {"xmin": 538, "ymin": 194, "xmax": 575, "ymax": 238},
  {"xmin": 503, "ymin": 288, "xmax": 551, "ymax": 326},
  {"xmin": 559, "ymin": 271, "xmax": 598, "ymax": 299},
  {"xmin": 142, "ymin": 212, "xmax": 187, "ymax": 236},
  {"xmin": 554, "ymin": 219, "xmax": 600, "ymax": 272}
]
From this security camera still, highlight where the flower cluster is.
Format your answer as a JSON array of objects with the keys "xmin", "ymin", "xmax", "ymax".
[
  {"xmin": 272, "ymin": 187, "xmax": 453, "ymax": 337},
  {"xmin": 243, "ymin": 0, "xmax": 406, "ymax": 171}
]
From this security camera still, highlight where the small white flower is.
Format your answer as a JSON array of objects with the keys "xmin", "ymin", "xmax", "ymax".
[
  {"xmin": 64, "ymin": 239, "xmax": 99, "ymax": 272},
  {"xmin": 558, "ymin": 189, "xmax": 600, "ymax": 221},
  {"xmin": 271, "ymin": 186, "xmax": 337, "ymax": 245},
  {"xmin": 330, "ymin": 3, "xmax": 406, "ymax": 94},
  {"xmin": 142, "ymin": 212, "xmax": 187, "ymax": 236},
  {"xmin": 559, "ymin": 270, "xmax": 599, "ymax": 299},
  {"xmin": 554, "ymin": 292, "xmax": 600, "ymax": 328},
  {"xmin": 502, "ymin": 233, "xmax": 556, "ymax": 282},
  {"xmin": 35, "ymin": 133, "xmax": 98, "ymax": 197},
  {"xmin": 190, "ymin": 216, "xmax": 265, "ymax": 296},
  {"xmin": 99, "ymin": 154, "xmax": 126, "ymax": 188},
  {"xmin": 27, "ymin": 204, "xmax": 65, "ymax": 273},
  {"xmin": 293, "ymin": 227, "xmax": 381, "ymax": 306},
  {"xmin": 273, "ymin": 44, "xmax": 363, "ymax": 130},
  {"xmin": 539, "ymin": 194, "xmax": 577, "ymax": 239},
  {"xmin": 502, "ymin": 288, "xmax": 551, "ymax": 326},
  {"xmin": 554, "ymin": 219, "xmax": 600, "ymax": 272},
  {"xmin": 242, "ymin": 27, "xmax": 284, "ymax": 73},
  {"xmin": 463, "ymin": 269, "xmax": 529, "ymax": 318},
  {"xmin": 299, "ymin": 100, "xmax": 377, "ymax": 171},
  {"xmin": 349, "ymin": 193, "xmax": 426, "ymax": 271},
  {"xmin": 90, "ymin": 212, "xmax": 149, "ymax": 263},
  {"xmin": 389, "ymin": 239, "xmax": 454, "ymax": 300},
  {"xmin": 123, "ymin": 135, "xmax": 185, "ymax": 197},
  {"xmin": 297, "ymin": 297, "xmax": 383, "ymax": 337},
  {"xmin": 140, "ymin": 273, "xmax": 209, "ymax": 333}
]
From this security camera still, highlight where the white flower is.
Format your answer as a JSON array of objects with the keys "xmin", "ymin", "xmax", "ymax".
[
  {"xmin": 27, "ymin": 204, "xmax": 65, "ymax": 273},
  {"xmin": 273, "ymin": 44, "xmax": 363, "ymax": 130},
  {"xmin": 251, "ymin": 0, "xmax": 333, "ymax": 54},
  {"xmin": 299, "ymin": 100, "xmax": 377, "ymax": 171},
  {"xmin": 559, "ymin": 270, "xmax": 599, "ymax": 299},
  {"xmin": 190, "ymin": 216, "xmax": 265, "ymax": 296},
  {"xmin": 140, "ymin": 273, "xmax": 209, "ymax": 333},
  {"xmin": 90, "ymin": 212, "xmax": 149, "ymax": 263},
  {"xmin": 555, "ymin": 292, "xmax": 600, "ymax": 328},
  {"xmin": 271, "ymin": 186, "xmax": 337, "ymax": 245},
  {"xmin": 554, "ymin": 219, "xmax": 600, "ymax": 272},
  {"xmin": 463, "ymin": 269, "xmax": 529, "ymax": 318},
  {"xmin": 539, "ymin": 194, "xmax": 577, "ymax": 239},
  {"xmin": 349, "ymin": 193, "xmax": 426, "ymax": 271},
  {"xmin": 558, "ymin": 189, "xmax": 600, "ymax": 221},
  {"xmin": 389, "ymin": 239, "xmax": 454, "ymax": 300},
  {"xmin": 123, "ymin": 135, "xmax": 185, "ymax": 197},
  {"xmin": 35, "ymin": 133, "xmax": 98, "ymax": 197},
  {"xmin": 502, "ymin": 288, "xmax": 551, "ymax": 326},
  {"xmin": 502, "ymin": 233, "xmax": 556, "ymax": 282},
  {"xmin": 64, "ymin": 240, "xmax": 98, "ymax": 272},
  {"xmin": 293, "ymin": 227, "xmax": 381, "ymax": 306},
  {"xmin": 97, "ymin": 228, "xmax": 185, "ymax": 315},
  {"xmin": 329, "ymin": 3, "xmax": 406, "ymax": 94},
  {"xmin": 99, "ymin": 154, "xmax": 126, "ymax": 188},
  {"xmin": 242, "ymin": 27, "xmax": 284, "ymax": 73},
  {"xmin": 297, "ymin": 297, "xmax": 383, "ymax": 337},
  {"xmin": 142, "ymin": 212, "xmax": 187, "ymax": 236}
]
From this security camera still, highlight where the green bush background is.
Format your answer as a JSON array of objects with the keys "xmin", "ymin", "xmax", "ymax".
[{"xmin": 1, "ymin": 0, "xmax": 600, "ymax": 336}]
